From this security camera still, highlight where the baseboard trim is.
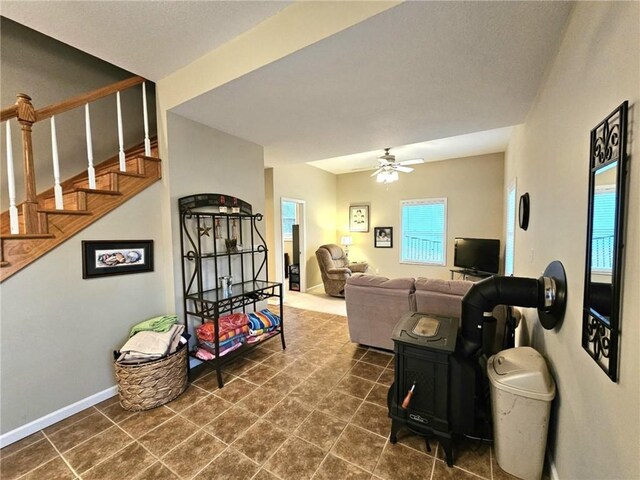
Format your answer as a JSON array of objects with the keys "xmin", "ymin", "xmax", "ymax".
[
  {"xmin": 0, "ymin": 385, "xmax": 118, "ymax": 448},
  {"xmin": 306, "ymin": 283, "xmax": 323, "ymax": 292},
  {"xmin": 0, "ymin": 358, "xmax": 204, "ymax": 448}
]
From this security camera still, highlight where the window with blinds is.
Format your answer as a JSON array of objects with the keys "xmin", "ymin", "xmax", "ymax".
[
  {"xmin": 505, "ymin": 182, "xmax": 517, "ymax": 276},
  {"xmin": 400, "ymin": 198, "xmax": 447, "ymax": 265},
  {"xmin": 282, "ymin": 201, "xmax": 297, "ymax": 240},
  {"xmin": 592, "ymin": 185, "xmax": 616, "ymax": 272}
]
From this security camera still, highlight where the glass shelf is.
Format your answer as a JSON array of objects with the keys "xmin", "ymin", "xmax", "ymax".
[{"xmin": 186, "ymin": 280, "xmax": 281, "ymax": 304}]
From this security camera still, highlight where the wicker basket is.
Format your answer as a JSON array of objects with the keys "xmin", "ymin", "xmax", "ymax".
[{"xmin": 114, "ymin": 344, "xmax": 187, "ymax": 411}]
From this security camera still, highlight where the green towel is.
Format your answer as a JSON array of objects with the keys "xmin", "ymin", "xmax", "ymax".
[{"xmin": 129, "ymin": 315, "xmax": 178, "ymax": 338}]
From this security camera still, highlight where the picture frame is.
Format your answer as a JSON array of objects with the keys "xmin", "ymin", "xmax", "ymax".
[
  {"xmin": 374, "ymin": 227, "xmax": 393, "ymax": 248},
  {"xmin": 349, "ymin": 205, "xmax": 369, "ymax": 232},
  {"xmin": 82, "ymin": 240, "xmax": 154, "ymax": 279},
  {"xmin": 519, "ymin": 192, "xmax": 530, "ymax": 230}
]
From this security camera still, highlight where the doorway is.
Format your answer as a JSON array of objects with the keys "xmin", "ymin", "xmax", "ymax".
[{"xmin": 281, "ymin": 198, "xmax": 306, "ymax": 293}]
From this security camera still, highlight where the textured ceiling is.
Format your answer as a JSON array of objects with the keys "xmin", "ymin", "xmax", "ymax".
[
  {"xmin": 1, "ymin": 1, "xmax": 291, "ymax": 81},
  {"xmin": 2, "ymin": 1, "xmax": 573, "ymax": 170},
  {"xmin": 172, "ymin": 2, "xmax": 572, "ymax": 167}
]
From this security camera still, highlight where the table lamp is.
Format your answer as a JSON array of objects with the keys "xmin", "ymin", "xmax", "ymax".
[{"xmin": 341, "ymin": 235, "xmax": 353, "ymax": 258}]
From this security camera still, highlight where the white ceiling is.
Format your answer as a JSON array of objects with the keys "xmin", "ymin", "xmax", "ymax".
[
  {"xmin": 0, "ymin": 1, "xmax": 291, "ymax": 81},
  {"xmin": 308, "ymin": 126, "xmax": 514, "ymax": 175},
  {"xmin": 2, "ymin": 1, "xmax": 573, "ymax": 172}
]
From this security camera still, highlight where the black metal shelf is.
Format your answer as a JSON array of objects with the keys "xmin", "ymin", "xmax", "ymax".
[{"xmin": 179, "ymin": 194, "xmax": 284, "ymax": 388}]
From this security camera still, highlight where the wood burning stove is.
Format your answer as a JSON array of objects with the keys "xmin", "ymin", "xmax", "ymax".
[{"xmin": 388, "ymin": 312, "xmax": 471, "ymax": 467}]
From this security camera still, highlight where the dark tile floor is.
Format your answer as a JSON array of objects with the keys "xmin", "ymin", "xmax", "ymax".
[{"xmin": 0, "ymin": 306, "xmax": 521, "ymax": 480}]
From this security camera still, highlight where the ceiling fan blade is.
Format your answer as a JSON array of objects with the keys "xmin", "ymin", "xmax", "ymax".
[
  {"xmin": 351, "ymin": 166, "xmax": 377, "ymax": 172},
  {"xmin": 370, "ymin": 168, "xmax": 385, "ymax": 176},
  {"xmin": 395, "ymin": 166, "xmax": 414, "ymax": 173},
  {"xmin": 398, "ymin": 158, "xmax": 424, "ymax": 166}
]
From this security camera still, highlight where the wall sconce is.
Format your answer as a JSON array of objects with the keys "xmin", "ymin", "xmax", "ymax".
[{"xmin": 341, "ymin": 235, "xmax": 353, "ymax": 257}]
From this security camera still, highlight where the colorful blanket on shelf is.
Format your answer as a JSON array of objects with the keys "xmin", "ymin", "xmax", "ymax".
[
  {"xmin": 247, "ymin": 309, "xmax": 280, "ymax": 336},
  {"xmin": 195, "ymin": 313, "xmax": 249, "ymax": 342},
  {"xmin": 195, "ymin": 341, "xmax": 243, "ymax": 360},
  {"xmin": 199, "ymin": 336, "xmax": 245, "ymax": 356}
]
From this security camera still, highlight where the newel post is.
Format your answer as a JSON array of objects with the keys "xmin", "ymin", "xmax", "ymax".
[{"xmin": 16, "ymin": 93, "xmax": 40, "ymax": 234}]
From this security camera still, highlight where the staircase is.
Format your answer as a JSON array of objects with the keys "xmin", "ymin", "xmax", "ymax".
[{"xmin": 0, "ymin": 77, "xmax": 162, "ymax": 282}]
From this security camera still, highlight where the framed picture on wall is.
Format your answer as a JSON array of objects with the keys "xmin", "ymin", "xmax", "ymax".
[
  {"xmin": 349, "ymin": 205, "xmax": 369, "ymax": 232},
  {"xmin": 374, "ymin": 227, "xmax": 393, "ymax": 248},
  {"xmin": 82, "ymin": 240, "xmax": 154, "ymax": 278}
]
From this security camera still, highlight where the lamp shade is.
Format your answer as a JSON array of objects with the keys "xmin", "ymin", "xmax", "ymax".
[{"xmin": 341, "ymin": 236, "xmax": 353, "ymax": 246}]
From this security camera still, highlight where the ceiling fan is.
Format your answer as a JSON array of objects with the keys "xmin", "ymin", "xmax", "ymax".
[{"xmin": 369, "ymin": 148, "xmax": 424, "ymax": 183}]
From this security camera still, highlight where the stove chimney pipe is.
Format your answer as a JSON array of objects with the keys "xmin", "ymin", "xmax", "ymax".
[{"xmin": 460, "ymin": 261, "xmax": 567, "ymax": 357}]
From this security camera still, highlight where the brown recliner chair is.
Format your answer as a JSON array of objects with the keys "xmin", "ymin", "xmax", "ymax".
[{"xmin": 315, "ymin": 244, "xmax": 368, "ymax": 297}]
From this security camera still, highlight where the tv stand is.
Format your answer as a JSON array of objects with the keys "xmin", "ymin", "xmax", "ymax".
[{"xmin": 450, "ymin": 269, "xmax": 494, "ymax": 281}]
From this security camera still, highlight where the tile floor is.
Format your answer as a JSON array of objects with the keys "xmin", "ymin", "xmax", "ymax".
[{"xmin": 0, "ymin": 306, "xmax": 522, "ymax": 480}]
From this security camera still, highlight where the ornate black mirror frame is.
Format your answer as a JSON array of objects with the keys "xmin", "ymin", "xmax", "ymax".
[{"xmin": 582, "ymin": 101, "xmax": 628, "ymax": 382}]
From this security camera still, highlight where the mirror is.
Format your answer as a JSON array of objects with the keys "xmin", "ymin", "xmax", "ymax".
[{"xmin": 582, "ymin": 101, "xmax": 628, "ymax": 382}]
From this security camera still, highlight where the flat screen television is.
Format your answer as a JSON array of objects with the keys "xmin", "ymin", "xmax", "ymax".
[{"xmin": 454, "ymin": 238, "xmax": 500, "ymax": 274}]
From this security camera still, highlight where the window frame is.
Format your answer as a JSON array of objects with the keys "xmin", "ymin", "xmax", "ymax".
[
  {"xmin": 281, "ymin": 200, "xmax": 297, "ymax": 241},
  {"xmin": 399, "ymin": 197, "xmax": 448, "ymax": 266},
  {"xmin": 504, "ymin": 179, "xmax": 517, "ymax": 276}
]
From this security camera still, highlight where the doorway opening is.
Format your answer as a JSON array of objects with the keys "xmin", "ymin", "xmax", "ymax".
[{"xmin": 281, "ymin": 198, "xmax": 306, "ymax": 293}]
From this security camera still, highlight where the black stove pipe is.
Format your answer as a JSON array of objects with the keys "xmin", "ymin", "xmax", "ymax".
[{"xmin": 460, "ymin": 276, "xmax": 546, "ymax": 357}]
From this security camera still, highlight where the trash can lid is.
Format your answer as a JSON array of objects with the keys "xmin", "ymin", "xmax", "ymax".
[{"xmin": 488, "ymin": 347, "xmax": 556, "ymax": 401}]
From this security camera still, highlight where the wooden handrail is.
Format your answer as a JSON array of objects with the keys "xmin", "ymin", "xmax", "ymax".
[
  {"xmin": 35, "ymin": 75, "xmax": 145, "ymax": 121},
  {"xmin": 1, "ymin": 105, "xmax": 18, "ymax": 122}
]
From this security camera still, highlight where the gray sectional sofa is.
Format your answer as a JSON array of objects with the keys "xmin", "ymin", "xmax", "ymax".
[{"xmin": 345, "ymin": 273, "xmax": 508, "ymax": 351}]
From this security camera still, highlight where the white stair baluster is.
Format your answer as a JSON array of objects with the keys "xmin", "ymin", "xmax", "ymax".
[
  {"xmin": 142, "ymin": 82, "xmax": 151, "ymax": 156},
  {"xmin": 84, "ymin": 103, "xmax": 96, "ymax": 189},
  {"xmin": 5, "ymin": 121, "xmax": 19, "ymax": 234},
  {"xmin": 116, "ymin": 91, "xmax": 126, "ymax": 171},
  {"xmin": 50, "ymin": 116, "xmax": 64, "ymax": 210}
]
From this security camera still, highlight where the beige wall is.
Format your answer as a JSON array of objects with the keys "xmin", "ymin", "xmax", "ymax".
[
  {"xmin": 0, "ymin": 18, "xmax": 156, "ymax": 211},
  {"xmin": 0, "ymin": 184, "xmax": 169, "ymax": 434},
  {"xmin": 337, "ymin": 153, "xmax": 504, "ymax": 279},
  {"xmin": 504, "ymin": 2, "xmax": 639, "ymax": 478},
  {"xmin": 270, "ymin": 164, "xmax": 337, "ymax": 289},
  {"xmin": 166, "ymin": 113, "xmax": 265, "ymax": 317}
]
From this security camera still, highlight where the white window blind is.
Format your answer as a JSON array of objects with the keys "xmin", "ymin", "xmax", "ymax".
[
  {"xmin": 400, "ymin": 198, "xmax": 447, "ymax": 265},
  {"xmin": 282, "ymin": 201, "xmax": 297, "ymax": 240},
  {"xmin": 505, "ymin": 182, "xmax": 516, "ymax": 276},
  {"xmin": 592, "ymin": 185, "xmax": 616, "ymax": 272}
]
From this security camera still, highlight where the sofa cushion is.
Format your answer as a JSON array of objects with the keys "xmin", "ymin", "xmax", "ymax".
[
  {"xmin": 414, "ymin": 277, "xmax": 473, "ymax": 296},
  {"xmin": 414, "ymin": 277, "xmax": 473, "ymax": 320},
  {"xmin": 347, "ymin": 273, "xmax": 415, "ymax": 291}
]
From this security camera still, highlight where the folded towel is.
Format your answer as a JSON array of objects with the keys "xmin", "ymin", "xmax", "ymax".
[
  {"xmin": 120, "ymin": 324, "xmax": 184, "ymax": 360},
  {"xmin": 196, "ymin": 314, "xmax": 249, "ymax": 342},
  {"xmin": 248, "ymin": 326, "xmax": 276, "ymax": 337},
  {"xmin": 129, "ymin": 315, "xmax": 178, "ymax": 337},
  {"xmin": 196, "ymin": 324, "xmax": 249, "ymax": 343},
  {"xmin": 201, "ymin": 335, "xmax": 244, "ymax": 352},
  {"xmin": 199, "ymin": 337, "xmax": 244, "ymax": 357},
  {"xmin": 247, "ymin": 309, "xmax": 280, "ymax": 331}
]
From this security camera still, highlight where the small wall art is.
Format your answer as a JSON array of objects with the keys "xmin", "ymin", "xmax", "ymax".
[
  {"xmin": 82, "ymin": 240, "xmax": 154, "ymax": 278},
  {"xmin": 374, "ymin": 227, "xmax": 393, "ymax": 248},
  {"xmin": 349, "ymin": 205, "xmax": 369, "ymax": 232}
]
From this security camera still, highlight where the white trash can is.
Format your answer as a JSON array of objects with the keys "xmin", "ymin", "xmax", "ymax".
[{"xmin": 488, "ymin": 347, "xmax": 556, "ymax": 480}]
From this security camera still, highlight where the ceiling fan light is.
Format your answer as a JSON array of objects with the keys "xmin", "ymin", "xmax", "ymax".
[{"xmin": 376, "ymin": 170, "xmax": 398, "ymax": 184}]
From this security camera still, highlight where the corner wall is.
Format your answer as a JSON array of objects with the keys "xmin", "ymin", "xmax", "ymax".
[
  {"xmin": 269, "ymin": 163, "xmax": 337, "ymax": 289},
  {"xmin": 504, "ymin": 2, "xmax": 639, "ymax": 478},
  {"xmin": 166, "ymin": 113, "xmax": 266, "ymax": 316},
  {"xmin": 336, "ymin": 153, "xmax": 504, "ymax": 279}
]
